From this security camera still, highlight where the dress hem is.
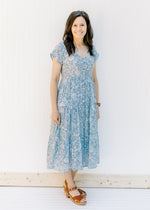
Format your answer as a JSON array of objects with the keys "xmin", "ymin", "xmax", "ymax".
[{"xmin": 46, "ymin": 162, "xmax": 100, "ymax": 173}]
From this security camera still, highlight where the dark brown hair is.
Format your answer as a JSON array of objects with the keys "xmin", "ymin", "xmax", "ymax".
[{"xmin": 62, "ymin": 10, "xmax": 94, "ymax": 56}]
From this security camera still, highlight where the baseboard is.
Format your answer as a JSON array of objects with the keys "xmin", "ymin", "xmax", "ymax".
[{"xmin": 0, "ymin": 173, "xmax": 150, "ymax": 188}]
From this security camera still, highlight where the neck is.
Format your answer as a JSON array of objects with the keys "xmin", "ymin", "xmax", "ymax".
[{"xmin": 73, "ymin": 38, "xmax": 84, "ymax": 46}]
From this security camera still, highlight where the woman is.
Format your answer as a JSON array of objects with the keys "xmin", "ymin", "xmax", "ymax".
[{"xmin": 47, "ymin": 10, "xmax": 100, "ymax": 205}]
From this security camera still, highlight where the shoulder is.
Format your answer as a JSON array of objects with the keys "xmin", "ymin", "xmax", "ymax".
[
  {"xmin": 50, "ymin": 41, "xmax": 66, "ymax": 65},
  {"xmin": 92, "ymin": 44, "xmax": 99, "ymax": 62},
  {"xmin": 93, "ymin": 44, "xmax": 98, "ymax": 54},
  {"xmin": 51, "ymin": 41, "xmax": 66, "ymax": 55},
  {"xmin": 52, "ymin": 41, "xmax": 61, "ymax": 50},
  {"xmin": 54, "ymin": 41, "xmax": 65, "ymax": 50},
  {"xmin": 52, "ymin": 41, "xmax": 66, "ymax": 55}
]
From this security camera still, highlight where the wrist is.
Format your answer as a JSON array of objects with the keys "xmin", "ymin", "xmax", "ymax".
[
  {"xmin": 96, "ymin": 102, "xmax": 101, "ymax": 107},
  {"xmin": 52, "ymin": 106, "xmax": 58, "ymax": 112}
]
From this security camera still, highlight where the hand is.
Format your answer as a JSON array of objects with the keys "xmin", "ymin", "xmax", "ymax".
[
  {"xmin": 51, "ymin": 110, "xmax": 61, "ymax": 124},
  {"xmin": 97, "ymin": 107, "xmax": 100, "ymax": 120}
]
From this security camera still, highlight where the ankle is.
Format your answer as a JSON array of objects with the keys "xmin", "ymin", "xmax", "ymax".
[
  {"xmin": 65, "ymin": 179, "xmax": 75, "ymax": 188},
  {"xmin": 71, "ymin": 170, "xmax": 78, "ymax": 181},
  {"xmin": 68, "ymin": 181, "xmax": 76, "ymax": 189}
]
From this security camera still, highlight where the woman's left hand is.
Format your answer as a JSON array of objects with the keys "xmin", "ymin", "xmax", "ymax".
[{"xmin": 97, "ymin": 107, "xmax": 100, "ymax": 120}]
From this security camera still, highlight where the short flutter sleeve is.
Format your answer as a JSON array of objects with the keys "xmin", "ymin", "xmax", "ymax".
[
  {"xmin": 50, "ymin": 41, "xmax": 64, "ymax": 65},
  {"xmin": 93, "ymin": 45, "xmax": 99, "ymax": 63}
]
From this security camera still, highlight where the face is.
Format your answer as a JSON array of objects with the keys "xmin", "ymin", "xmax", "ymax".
[{"xmin": 71, "ymin": 16, "xmax": 87, "ymax": 41}]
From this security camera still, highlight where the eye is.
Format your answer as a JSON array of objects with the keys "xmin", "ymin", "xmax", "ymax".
[{"xmin": 73, "ymin": 24, "xmax": 84, "ymax": 27}]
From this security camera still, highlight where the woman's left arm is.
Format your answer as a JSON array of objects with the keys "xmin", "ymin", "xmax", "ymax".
[
  {"xmin": 92, "ymin": 62, "xmax": 99, "ymax": 102},
  {"xmin": 92, "ymin": 62, "xmax": 100, "ymax": 119}
]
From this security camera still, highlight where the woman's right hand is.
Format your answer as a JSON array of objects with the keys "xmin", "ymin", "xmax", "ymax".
[{"xmin": 51, "ymin": 110, "xmax": 61, "ymax": 125}]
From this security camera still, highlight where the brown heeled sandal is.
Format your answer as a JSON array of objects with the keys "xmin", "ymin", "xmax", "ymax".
[{"xmin": 63, "ymin": 179, "xmax": 87, "ymax": 205}]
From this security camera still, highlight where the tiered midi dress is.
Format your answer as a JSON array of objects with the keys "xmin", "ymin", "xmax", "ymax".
[{"xmin": 47, "ymin": 41, "xmax": 100, "ymax": 173}]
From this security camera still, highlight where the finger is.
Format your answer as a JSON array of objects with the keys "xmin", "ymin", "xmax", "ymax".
[
  {"xmin": 54, "ymin": 119, "xmax": 57, "ymax": 124},
  {"xmin": 57, "ymin": 116, "xmax": 60, "ymax": 124},
  {"xmin": 59, "ymin": 115, "xmax": 61, "ymax": 124}
]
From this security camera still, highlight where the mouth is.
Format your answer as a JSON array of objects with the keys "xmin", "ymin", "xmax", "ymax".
[{"xmin": 75, "ymin": 32, "xmax": 83, "ymax": 35}]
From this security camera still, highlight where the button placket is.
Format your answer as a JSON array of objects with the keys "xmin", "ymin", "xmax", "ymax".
[
  {"xmin": 83, "ymin": 86, "xmax": 86, "ymax": 103},
  {"xmin": 82, "ymin": 69, "xmax": 85, "ymax": 80},
  {"xmin": 81, "ymin": 68, "xmax": 86, "ymax": 105}
]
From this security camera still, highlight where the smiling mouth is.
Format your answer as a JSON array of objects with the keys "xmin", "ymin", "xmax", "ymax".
[{"xmin": 75, "ymin": 32, "xmax": 83, "ymax": 34}]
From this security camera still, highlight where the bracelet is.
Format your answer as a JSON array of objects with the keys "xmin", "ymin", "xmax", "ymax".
[{"xmin": 97, "ymin": 102, "xmax": 101, "ymax": 107}]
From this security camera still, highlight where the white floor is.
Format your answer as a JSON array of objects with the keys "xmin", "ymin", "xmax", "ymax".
[{"xmin": 0, "ymin": 186, "xmax": 150, "ymax": 210}]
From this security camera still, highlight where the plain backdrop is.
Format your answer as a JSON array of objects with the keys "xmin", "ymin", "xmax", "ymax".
[{"xmin": 0, "ymin": 0, "xmax": 150, "ymax": 175}]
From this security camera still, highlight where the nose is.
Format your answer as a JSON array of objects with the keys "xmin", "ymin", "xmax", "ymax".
[
  {"xmin": 77, "ymin": 26, "xmax": 81, "ymax": 30},
  {"xmin": 77, "ymin": 26, "xmax": 82, "ymax": 30}
]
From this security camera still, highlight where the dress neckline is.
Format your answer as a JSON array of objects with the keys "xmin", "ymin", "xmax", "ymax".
[
  {"xmin": 61, "ymin": 41, "xmax": 89, "ymax": 59},
  {"xmin": 75, "ymin": 49, "xmax": 89, "ymax": 59}
]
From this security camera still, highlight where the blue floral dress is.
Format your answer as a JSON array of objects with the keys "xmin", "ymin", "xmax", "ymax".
[{"xmin": 47, "ymin": 41, "xmax": 100, "ymax": 173}]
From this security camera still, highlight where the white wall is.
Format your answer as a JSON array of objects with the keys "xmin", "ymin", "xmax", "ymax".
[{"xmin": 0, "ymin": 0, "xmax": 150, "ymax": 175}]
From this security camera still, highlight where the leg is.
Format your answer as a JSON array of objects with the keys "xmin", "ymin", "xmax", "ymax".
[
  {"xmin": 63, "ymin": 169, "xmax": 86, "ymax": 203},
  {"xmin": 71, "ymin": 170, "xmax": 87, "ymax": 197},
  {"xmin": 64, "ymin": 169, "xmax": 76, "ymax": 189},
  {"xmin": 71, "ymin": 169, "xmax": 78, "ymax": 181},
  {"xmin": 67, "ymin": 169, "xmax": 87, "ymax": 197}
]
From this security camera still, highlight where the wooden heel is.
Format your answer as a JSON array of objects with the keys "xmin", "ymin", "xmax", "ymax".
[{"xmin": 63, "ymin": 184, "xmax": 70, "ymax": 198}]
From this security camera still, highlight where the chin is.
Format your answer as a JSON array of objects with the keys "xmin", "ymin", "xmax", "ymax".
[{"xmin": 74, "ymin": 35, "xmax": 85, "ymax": 39}]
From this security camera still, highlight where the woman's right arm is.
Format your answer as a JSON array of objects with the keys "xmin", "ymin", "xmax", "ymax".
[
  {"xmin": 50, "ymin": 57, "xmax": 61, "ymax": 123},
  {"xmin": 50, "ymin": 57, "xmax": 61, "ymax": 112}
]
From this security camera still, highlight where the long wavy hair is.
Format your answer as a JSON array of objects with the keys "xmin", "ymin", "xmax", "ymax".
[{"xmin": 62, "ymin": 10, "xmax": 94, "ymax": 57}]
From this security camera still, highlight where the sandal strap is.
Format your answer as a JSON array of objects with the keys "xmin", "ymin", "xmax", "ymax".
[
  {"xmin": 71, "ymin": 194, "xmax": 85, "ymax": 202},
  {"xmin": 69, "ymin": 186, "xmax": 77, "ymax": 191},
  {"xmin": 78, "ymin": 188, "xmax": 86, "ymax": 194},
  {"xmin": 64, "ymin": 179, "xmax": 77, "ymax": 193}
]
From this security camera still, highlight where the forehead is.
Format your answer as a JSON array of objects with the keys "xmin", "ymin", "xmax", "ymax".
[{"xmin": 72, "ymin": 16, "xmax": 86, "ymax": 24}]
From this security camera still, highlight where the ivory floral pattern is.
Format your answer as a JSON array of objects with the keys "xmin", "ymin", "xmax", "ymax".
[{"xmin": 47, "ymin": 41, "xmax": 100, "ymax": 173}]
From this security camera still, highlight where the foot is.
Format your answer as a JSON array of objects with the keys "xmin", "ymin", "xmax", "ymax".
[
  {"xmin": 71, "ymin": 171, "xmax": 86, "ymax": 197},
  {"xmin": 66, "ymin": 181, "xmax": 87, "ymax": 203},
  {"xmin": 69, "ymin": 188, "xmax": 87, "ymax": 203}
]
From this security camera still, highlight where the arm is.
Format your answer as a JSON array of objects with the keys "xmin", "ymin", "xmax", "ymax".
[
  {"xmin": 50, "ymin": 57, "xmax": 61, "ymax": 112},
  {"xmin": 92, "ymin": 62, "xmax": 99, "ymax": 103}
]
